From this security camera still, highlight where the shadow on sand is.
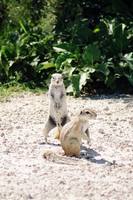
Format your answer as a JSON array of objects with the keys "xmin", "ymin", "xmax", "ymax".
[
  {"xmin": 39, "ymin": 141, "xmax": 60, "ymax": 146},
  {"xmin": 80, "ymin": 145, "xmax": 113, "ymax": 165},
  {"xmin": 40, "ymin": 141, "xmax": 114, "ymax": 165}
]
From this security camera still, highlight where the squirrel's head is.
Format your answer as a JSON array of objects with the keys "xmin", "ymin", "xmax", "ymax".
[
  {"xmin": 79, "ymin": 108, "xmax": 97, "ymax": 121},
  {"xmin": 51, "ymin": 73, "xmax": 63, "ymax": 86}
]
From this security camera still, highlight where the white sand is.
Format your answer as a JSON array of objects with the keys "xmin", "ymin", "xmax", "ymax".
[{"xmin": 0, "ymin": 93, "xmax": 133, "ymax": 200}]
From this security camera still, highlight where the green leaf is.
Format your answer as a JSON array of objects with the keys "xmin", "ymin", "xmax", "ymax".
[
  {"xmin": 37, "ymin": 61, "xmax": 55, "ymax": 72},
  {"xmin": 95, "ymin": 63, "xmax": 110, "ymax": 76},
  {"xmin": 53, "ymin": 43, "xmax": 78, "ymax": 53},
  {"xmin": 61, "ymin": 58, "xmax": 74, "ymax": 69},
  {"xmin": 124, "ymin": 52, "xmax": 133, "ymax": 61},
  {"xmin": 63, "ymin": 66, "xmax": 76, "ymax": 77},
  {"xmin": 55, "ymin": 52, "xmax": 72, "ymax": 69},
  {"xmin": 123, "ymin": 53, "xmax": 133, "ymax": 70},
  {"xmin": 93, "ymin": 28, "xmax": 100, "ymax": 33},
  {"xmin": 124, "ymin": 73, "xmax": 133, "ymax": 86},
  {"xmin": 113, "ymin": 23, "xmax": 127, "ymax": 52},
  {"xmin": 19, "ymin": 20, "xmax": 27, "ymax": 33},
  {"xmin": 66, "ymin": 84, "xmax": 73, "ymax": 93},
  {"xmin": 31, "ymin": 57, "xmax": 40, "ymax": 67},
  {"xmin": 70, "ymin": 74, "xmax": 80, "ymax": 97},
  {"xmin": 53, "ymin": 47, "xmax": 68, "ymax": 53},
  {"xmin": 82, "ymin": 44, "xmax": 101, "ymax": 65},
  {"xmin": 79, "ymin": 72, "xmax": 89, "ymax": 90}
]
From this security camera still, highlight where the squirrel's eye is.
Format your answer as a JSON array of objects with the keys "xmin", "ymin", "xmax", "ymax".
[{"xmin": 86, "ymin": 111, "xmax": 90, "ymax": 114}]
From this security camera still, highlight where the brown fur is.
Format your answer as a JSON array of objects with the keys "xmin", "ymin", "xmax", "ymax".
[{"xmin": 60, "ymin": 108, "xmax": 97, "ymax": 157}]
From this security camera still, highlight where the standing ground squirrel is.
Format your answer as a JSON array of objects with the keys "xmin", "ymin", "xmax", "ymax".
[
  {"xmin": 60, "ymin": 108, "xmax": 97, "ymax": 157},
  {"xmin": 43, "ymin": 73, "xmax": 69, "ymax": 142}
]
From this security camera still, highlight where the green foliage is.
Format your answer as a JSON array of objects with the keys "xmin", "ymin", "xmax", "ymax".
[
  {"xmin": 82, "ymin": 44, "xmax": 101, "ymax": 65},
  {"xmin": 0, "ymin": 18, "xmax": 55, "ymax": 86},
  {"xmin": 70, "ymin": 74, "xmax": 80, "ymax": 97},
  {"xmin": 0, "ymin": 0, "xmax": 133, "ymax": 95}
]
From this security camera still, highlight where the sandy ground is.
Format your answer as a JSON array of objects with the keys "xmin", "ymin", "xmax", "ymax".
[{"xmin": 0, "ymin": 92, "xmax": 133, "ymax": 200}]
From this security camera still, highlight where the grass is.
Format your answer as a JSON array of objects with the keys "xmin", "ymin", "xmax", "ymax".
[{"xmin": 0, "ymin": 82, "xmax": 46, "ymax": 102}]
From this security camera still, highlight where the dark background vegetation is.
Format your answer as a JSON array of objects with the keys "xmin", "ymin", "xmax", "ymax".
[{"xmin": 0, "ymin": 0, "xmax": 133, "ymax": 96}]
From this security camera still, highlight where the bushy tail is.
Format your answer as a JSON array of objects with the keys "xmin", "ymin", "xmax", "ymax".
[{"xmin": 43, "ymin": 149, "xmax": 86, "ymax": 165}]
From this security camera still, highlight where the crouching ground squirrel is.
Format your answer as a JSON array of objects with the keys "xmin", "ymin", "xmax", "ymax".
[
  {"xmin": 60, "ymin": 108, "xmax": 97, "ymax": 157},
  {"xmin": 43, "ymin": 73, "xmax": 69, "ymax": 142}
]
